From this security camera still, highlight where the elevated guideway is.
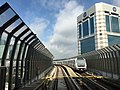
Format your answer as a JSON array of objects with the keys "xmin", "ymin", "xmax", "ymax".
[{"xmin": 18, "ymin": 65, "xmax": 120, "ymax": 90}]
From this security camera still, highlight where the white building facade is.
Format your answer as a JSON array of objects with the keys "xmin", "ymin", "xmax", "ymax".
[{"xmin": 77, "ymin": 2, "xmax": 120, "ymax": 54}]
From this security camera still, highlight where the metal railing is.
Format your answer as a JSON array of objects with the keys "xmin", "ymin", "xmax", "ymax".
[
  {"xmin": 79, "ymin": 44, "xmax": 120, "ymax": 79},
  {"xmin": 0, "ymin": 3, "xmax": 53, "ymax": 90}
]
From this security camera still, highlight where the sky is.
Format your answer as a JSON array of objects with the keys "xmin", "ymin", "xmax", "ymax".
[{"xmin": 0, "ymin": 0, "xmax": 119, "ymax": 59}]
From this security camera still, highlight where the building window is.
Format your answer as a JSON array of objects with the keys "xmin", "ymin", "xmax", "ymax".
[
  {"xmin": 100, "ymin": 33, "xmax": 102, "ymax": 35},
  {"xmin": 90, "ymin": 17, "xmax": 94, "ymax": 34},
  {"xmin": 79, "ymin": 24, "xmax": 82, "ymax": 38},
  {"xmin": 105, "ymin": 15, "xmax": 110, "ymax": 32},
  {"xmin": 83, "ymin": 20, "xmax": 89, "ymax": 37},
  {"xmin": 100, "ymin": 41, "xmax": 103, "ymax": 44},
  {"xmin": 100, "ymin": 37, "xmax": 103, "ymax": 40},
  {"xmin": 111, "ymin": 16, "xmax": 119, "ymax": 32}
]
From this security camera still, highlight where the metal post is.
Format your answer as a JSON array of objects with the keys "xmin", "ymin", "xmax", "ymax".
[
  {"xmin": 23, "ymin": 46, "xmax": 31, "ymax": 85},
  {"xmin": 107, "ymin": 48, "xmax": 113, "ymax": 78},
  {"xmin": 20, "ymin": 44, "xmax": 27, "ymax": 79},
  {"xmin": 0, "ymin": 66, "xmax": 6, "ymax": 90},
  {"xmin": 8, "ymin": 38, "xmax": 18, "ymax": 90},
  {"xmin": 15, "ymin": 41, "xmax": 24, "ymax": 88}
]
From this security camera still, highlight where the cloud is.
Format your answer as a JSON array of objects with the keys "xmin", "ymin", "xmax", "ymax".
[
  {"xmin": 112, "ymin": 0, "xmax": 120, "ymax": 6},
  {"xmin": 45, "ymin": 1, "xmax": 84, "ymax": 59},
  {"xmin": 34, "ymin": 0, "xmax": 68, "ymax": 9},
  {"xmin": 29, "ymin": 17, "xmax": 49, "ymax": 39}
]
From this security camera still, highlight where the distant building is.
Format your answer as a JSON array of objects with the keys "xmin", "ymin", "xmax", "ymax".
[{"xmin": 77, "ymin": 2, "xmax": 120, "ymax": 54}]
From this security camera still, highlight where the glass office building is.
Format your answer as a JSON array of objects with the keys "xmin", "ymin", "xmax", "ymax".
[
  {"xmin": 77, "ymin": 2, "xmax": 120, "ymax": 54},
  {"xmin": 81, "ymin": 36, "xmax": 95, "ymax": 54}
]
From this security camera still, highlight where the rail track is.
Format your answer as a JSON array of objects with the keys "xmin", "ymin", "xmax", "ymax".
[
  {"xmin": 32, "ymin": 65, "xmax": 120, "ymax": 90},
  {"xmin": 33, "ymin": 65, "xmax": 81, "ymax": 90},
  {"xmin": 61, "ymin": 65, "xmax": 81, "ymax": 90},
  {"xmin": 76, "ymin": 71, "xmax": 120, "ymax": 90}
]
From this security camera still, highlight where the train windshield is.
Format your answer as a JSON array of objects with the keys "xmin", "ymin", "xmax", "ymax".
[{"xmin": 77, "ymin": 59, "xmax": 85, "ymax": 66}]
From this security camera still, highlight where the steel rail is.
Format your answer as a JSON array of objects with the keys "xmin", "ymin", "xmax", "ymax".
[
  {"xmin": 52, "ymin": 66, "xmax": 59, "ymax": 90},
  {"xmin": 61, "ymin": 65, "xmax": 81, "ymax": 90}
]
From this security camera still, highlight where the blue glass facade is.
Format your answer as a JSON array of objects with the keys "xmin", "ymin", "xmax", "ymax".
[
  {"xmin": 83, "ymin": 20, "xmax": 89, "ymax": 37},
  {"xmin": 79, "ymin": 16, "xmax": 95, "ymax": 38},
  {"xmin": 105, "ymin": 15, "xmax": 120, "ymax": 33},
  {"xmin": 105, "ymin": 15, "xmax": 110, "ymax": 32},
  {"xmin": 90, "ymin": 17, "xmax": 94, "ymax": 34},
  {"xmin": 108, "ymin": 35, "xmax": 120, "ymax": 45},
  {"xmin": 79, "ymin": 24, "xmax": 82, "ymax": 38},
  {"xmin": 81, "ymin": 36, "xmax": 95, "ymax": 54},
  {"xmin": 111, "ymin": 16, "xmax": 119, "ymax": 33}
]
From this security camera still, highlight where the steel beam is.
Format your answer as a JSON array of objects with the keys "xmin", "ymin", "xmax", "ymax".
[{"xmin": 0, "ymin": 3, "xmax": 9, "ymax": 14}]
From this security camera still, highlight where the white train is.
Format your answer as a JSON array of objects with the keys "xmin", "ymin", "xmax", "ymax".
[{"xmin": 54, "ymin": 57, "xmax": 87, "ymax": 71}]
